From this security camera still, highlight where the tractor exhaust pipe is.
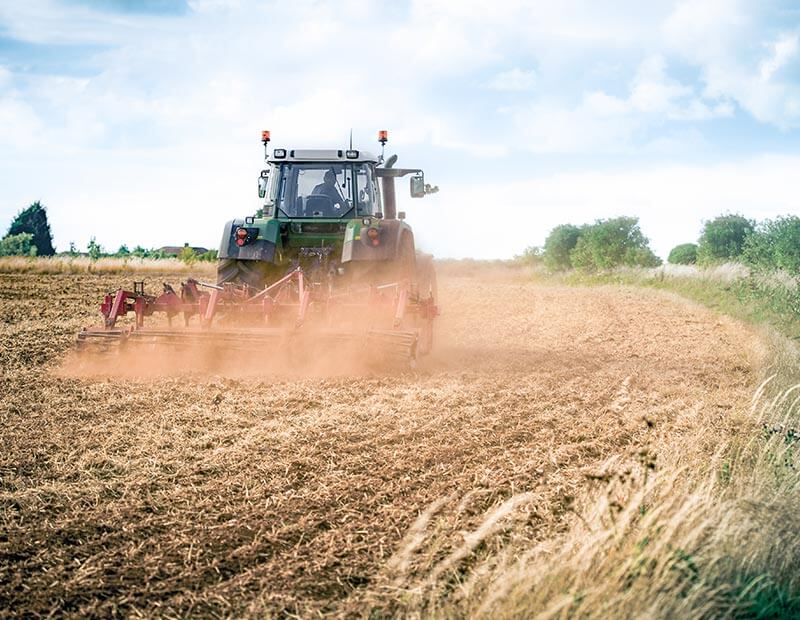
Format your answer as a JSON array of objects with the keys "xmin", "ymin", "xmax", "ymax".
[{"xmin": 381, "ymin": 154, "xmax": 398, "ymax": 220}]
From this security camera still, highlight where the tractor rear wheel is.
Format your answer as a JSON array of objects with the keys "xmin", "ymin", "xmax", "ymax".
[{"xmin": 216, "ymin": 259, "xmax": 271, "ymax": 289}]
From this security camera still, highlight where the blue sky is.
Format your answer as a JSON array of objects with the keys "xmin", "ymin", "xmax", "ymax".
[{"xmin": 0, "ymin": 0, "xmax": 798, "ymax": 258}]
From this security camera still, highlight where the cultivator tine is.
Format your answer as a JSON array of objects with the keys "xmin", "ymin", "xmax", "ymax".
[
  {"xmin": 76, "ymin": 328, "xmax": 129, "ymax": 353},
  {"xmin": 365, "ymin": 329, "xmax": 419, "ymax": 364}
]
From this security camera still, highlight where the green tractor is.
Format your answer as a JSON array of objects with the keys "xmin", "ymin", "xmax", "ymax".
[
  {"xmin": 77, "ymin": 130, "xmax": 439, "ymax": 364},
  {"xmin": 219, "ymin": 131, "xmax": 437, "ymax": 291}
]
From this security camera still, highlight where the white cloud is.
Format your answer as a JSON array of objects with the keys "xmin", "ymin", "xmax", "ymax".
[
  {"xmin": 510, "ymin": 55, "xmax": 731, "ymax": 153},
  {"xmin": 512, "ymin": 93, "xmax": 637, "ymax": 154},
  {"xmin": 405, "ymin": 155, "xmax": 800, "ymax": 260},
  {"xmin": 486, "ymin": 68, "xmax": 537, "ymax": 91},
  {"xmin": 664, "ymin": 0, "xmax": 800, "ymax": 128},
  {"xmin": 760, "ymin": 33, "xmax": 799, "ymax": 80},
  {"xmin": 187, "ymin": 0, "xmax": 242, "ymax": 12},
  {"xmin": 629, "ymin": 55, "xmax": 690, "ymax": 113},
  {"xmin": 0, "ymin": 0, "xmax": 799, "ymax": 256},
  {"xmin": 0, "ymin": 99, "xmax": 44, "ymax": 149}
]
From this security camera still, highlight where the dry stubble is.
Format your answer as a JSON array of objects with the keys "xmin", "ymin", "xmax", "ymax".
[{"xmin": 0, "ymin": 267, "xmax": 763, "ymax": 616}]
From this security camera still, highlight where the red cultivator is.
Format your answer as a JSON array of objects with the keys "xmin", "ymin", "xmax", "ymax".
[{"xmin": 76, "ymin": 267, "xmax": 437, "ymax": 366}]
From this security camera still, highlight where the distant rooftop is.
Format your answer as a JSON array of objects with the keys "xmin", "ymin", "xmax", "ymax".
[{"xmin": 159, "ymin": 244, "xmax": 209, "ymax": 256}]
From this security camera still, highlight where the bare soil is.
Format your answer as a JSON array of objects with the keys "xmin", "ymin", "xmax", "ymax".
[{"xmin": 0, "ymin": 267, "xmax": 762, "ymax": 617}]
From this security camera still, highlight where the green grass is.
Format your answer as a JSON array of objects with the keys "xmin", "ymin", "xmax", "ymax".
[{"xmin": 560, "ymin": 265, "xmax": 800, "ymax": 341}]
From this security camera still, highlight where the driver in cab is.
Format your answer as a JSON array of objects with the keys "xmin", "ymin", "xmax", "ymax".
[{"xmin": 311, "ymin": 169, "xmax": 347, "ymax": 210}]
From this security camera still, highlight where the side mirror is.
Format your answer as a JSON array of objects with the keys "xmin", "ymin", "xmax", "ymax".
[
  {"xmin": 258, "ymin": 173, "xmax": 268, "ymax": 199},
  {"xmin": 410, "ymin": 175, "xmax": 425, "ymax": 198}
]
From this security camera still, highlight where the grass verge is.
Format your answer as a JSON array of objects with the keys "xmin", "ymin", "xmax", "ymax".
[{"xmin": 561, "ymin": 263, "xmax": 800, "ymax": 341}]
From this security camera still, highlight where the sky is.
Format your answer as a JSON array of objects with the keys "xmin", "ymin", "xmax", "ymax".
[{"xmin": 0, "ymin": 0, "xmax": 799, "ymax": 259}]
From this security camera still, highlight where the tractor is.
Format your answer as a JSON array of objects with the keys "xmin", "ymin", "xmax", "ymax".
[{"xmin": 76, "ymin": 131, "xmax": 439, "ymax": 364}]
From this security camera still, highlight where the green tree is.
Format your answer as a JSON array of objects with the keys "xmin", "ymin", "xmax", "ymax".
[
  {"xmin": 697, "ymin": 214, "xmax": 754, "ymax": 264},
  {"xmin": 0, "ymin": 233, "xmax": 36, "ymax": 257},
  {"xmin": 87, "ymin": 237, "xmax": 103, "ymax": 261},
  {"xmin": 743, "ymin": 216, "xmax": 800, "ymax": 274},
  {"xmin": 7, "ymin": 201, "xmax": 55, "ymax": 256},
  {"xmin": 570, "ymin": 216, "xmax": 661, "ymax": 272},
  {"xmin": 68, "ymin": 241, "xmax": 79, "ymax": 257},
  {"xmin": 115, "ymin": 244, "xmax": 131, "ymax": 257},
  {"xmin": 668, "ymin": 243, "xmax": 698, "ymax": 265},
  {"xmin": 543, "ymin": 224, "xmax": 582, "ymax": 271},
  {"xmin": 515, "ymin": 245, "xmax": 542, "ymax": 266},
  {"xmin": 198, "ymin": 249, "xmax": 219, "ymax": 262},
  {"xmin": 178, "ymin": 246, "xmax": 197, "ymax": 264}
]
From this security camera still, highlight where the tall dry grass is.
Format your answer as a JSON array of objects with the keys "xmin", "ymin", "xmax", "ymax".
[
  {"xmin": 358, "ymin": 329, "xmax": 800, "ymax": 618},
  {"xmin": 380, "ymin": 268, "xmax": 800, "ymax": 618},
  {"xmin": 474, "ymin": 377, "xmax": 800, "ymax": 618},
  {"xmin": 0, "ymin": 255, "xmax": 217, "ymax": 276}
]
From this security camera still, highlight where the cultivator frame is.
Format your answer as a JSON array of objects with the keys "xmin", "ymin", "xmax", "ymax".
[{"xmin": 76, "ymin": 268, "xmax": 437, "ymax": 364}]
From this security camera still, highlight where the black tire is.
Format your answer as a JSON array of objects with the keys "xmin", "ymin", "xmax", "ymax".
[{"xmin": 216, "ymin": 259, "xmax": 271, "ymax": 289}]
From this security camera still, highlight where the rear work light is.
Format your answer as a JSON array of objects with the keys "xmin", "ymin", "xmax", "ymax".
[
  {"xmin": 345, "ymin": 149, "xmax": 359, "ymax": 159},
  {"xmin": 273, "ymin": 148, "xmax": 286, "ymax": 158},
  {"xmin": 366, "ymin": 227, "xmax": 380, "ymax": 246}
]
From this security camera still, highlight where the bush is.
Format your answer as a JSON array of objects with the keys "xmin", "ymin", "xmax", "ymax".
[
  {"xmin": 0, "ymin": 233, "xmax": 37, "ymax": 257},
  {"xmin": 569, "ymin": 216, "xmax": 661, "ymax": 272},
  {"xmin": 178, "ymin": 246, "xmax": 197, "ymax": 264},
  {"xmin": 7, "ymin": 201, "xmax": 55, "ymax": 256},
  {"xmin": 697, "ymin": 214, "xmax": 754, "ymax": 265},
  {"xmin": 743, "ymin": 216, "xmax": 800, "ymax": 274},
  {"xmin": 668, "ymin": 243, "xmax": 698, "ymax": 265},
  {"xmin": 514, "ymin": 245, "xmax": 542, "ymax": 266},
  {"xmin": 198, "ymin": 249, "xmax": 219, "ymax": 262},
  {"xmin": 87, "ymin": 237, "xmax": 103, "ymax": 261},
  {"xmin": 543, "ymin": 224, "xmax": 582, "ymax": 271}
]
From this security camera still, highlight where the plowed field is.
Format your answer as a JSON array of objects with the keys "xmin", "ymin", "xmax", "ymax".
[{"xmin": 0, "ymin": 266, "xmax": 762, "ymax": 617}]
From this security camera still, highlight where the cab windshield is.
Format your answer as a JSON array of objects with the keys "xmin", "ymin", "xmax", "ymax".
[{"xmin": 274, "ymin": 162, "xmax": 378, "ymax": 218}]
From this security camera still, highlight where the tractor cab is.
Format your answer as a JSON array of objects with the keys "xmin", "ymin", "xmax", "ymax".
[{"xmin": 259, "ymin": 150, "xmax": 382, "ymax": 219}]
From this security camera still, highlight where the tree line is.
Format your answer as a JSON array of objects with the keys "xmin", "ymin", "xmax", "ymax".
[
  {"xmin": 1, "ymin": 201, "xmax": 217, "ymax": 263},
  {"xmin": 520, "ymin": 216, "xmax": 661, "ymax": 272},
  {"xmin": 518, "ymin": 213, "xmax": 800, "ymax": 275}
]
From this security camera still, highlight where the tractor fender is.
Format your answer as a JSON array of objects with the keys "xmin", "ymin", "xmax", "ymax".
[
  {"xmin": 341, "ymin": 219, "xmax": 412, "ymax": 263},
  {"xmin": 219, "ymin": 219, "xmax": 279, "ymax": 262}
]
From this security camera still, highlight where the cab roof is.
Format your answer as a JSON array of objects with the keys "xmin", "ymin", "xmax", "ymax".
[{"xmin": 267, "ymin": 148, "xmax": 378, "ymax": 164}]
